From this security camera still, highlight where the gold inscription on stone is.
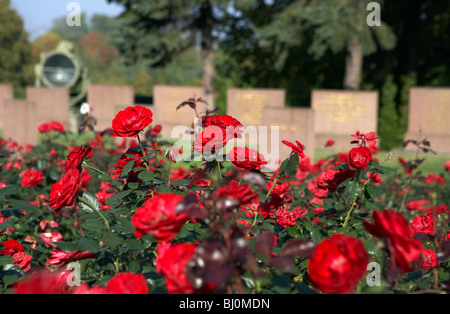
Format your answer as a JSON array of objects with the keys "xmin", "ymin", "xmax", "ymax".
[
  {"xmin": 236, "ymin": 93, "xmax": 269, "ymax": 125},
  {"xmin": 315, "ymin": 93, "xmax": 370, "ymax": 123}
]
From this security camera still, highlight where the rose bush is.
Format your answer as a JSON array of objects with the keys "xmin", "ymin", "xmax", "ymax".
[{"xmin": 0, "ymin": 98, "xmax": 449, "ymax": 295}]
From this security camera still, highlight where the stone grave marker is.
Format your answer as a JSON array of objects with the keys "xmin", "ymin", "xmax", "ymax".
[
  {"xmin": 404, "ymin": 87, "xmax": 450, "ymax": 153},
  {"xmin": 0, "ymin": 84, "xmax": 14, "ymax": 132},
  {"xmin": 311, "ymin": 90, "xmax": 379, "ymax": 152}
]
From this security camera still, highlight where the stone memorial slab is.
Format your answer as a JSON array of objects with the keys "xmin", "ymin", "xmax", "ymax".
[
  {"xmin": 152, "ymin": 85, "xmax": 206, "ymax": 139},
  {"xmin": 87, "ymin": 84, "xmax": 135, "ymax": 132},
  {"xmin": 1, "ymin": 99, "xmax": 36, "ymax": 145},
  {"xmin": 227, "ymin": 88, "xmax": 285, "ymax": 127},
  {"xmin": 0, "ymin": 84, "xmax": 13, "ymax": 132},
  {"xmin": 261, "ymin": 107, "xmax": 315, "ymax": 162},
  {"xmin": 311, "ymin": 90, "xmax": 379, "ymax": 152},
  {"xmin": 26, "ymin": 87, "xmax": 70, "ymax": 136},
  {"xmin": 404, "ymin": 87, "xmax": 450, "ymax": 153}
]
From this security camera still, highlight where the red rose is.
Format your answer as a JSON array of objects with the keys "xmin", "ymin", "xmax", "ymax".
[
  {"xmin": 38, "ymin": 121, "xmax": 65, "ymax": 133},
  {"xmin": 308, "ymin": 234, "xmax": 369, "ymax": 294},
  {"xmin": 348, "ymin": 146, "xmax": 372, "ymax": 170},
  {"xmin": 45, "ymin": 249, "xmax": 96, "ymax": 267},
  {"xmin": 216, "ymin": 180, "xmax": 259, "ymax": 206},
  {"xmin": 0, "ymin": 213, "xmax": 14, "ymax": 234},
  {"xmin": 202, "ymin": 114, "xmax": 243, "ymax": 140},
  {"xmin": 411, "ymin": 213, "xmax": 434, "ymax": 235},
  {"xmin": 444, "ymin": 160, "xmax": 450, "ymax": 172},
  {"xmin": 73, "ymin": 272, "xmax": 149, "ymax": 294},
  {"xmin": 317, "ymin": 162, "xmax": 356, "ymax": 193},
  {"xmin": 65, "ymin": 145, "xmax": 93, "ymax": 171},
  {"xmin": 112, "ymin": 105, "xmax": 153, "ymax": 137},
  {"xmin": 363, "ymin": 210, "xmax": 422, "ymax": 272},
  {"xmin": 111, "ymin": 146, "xmax": 146, "ymax": 182},
  {"xmin": 282, "ymin": 140, "xmax": 305, "ymax": 158},
  {"xmin": 105, "ymin": 272, "xmax": 149, "ymax": 294},
  {"xmin": 49, "ymin": 169, "xmax": 83, "ymax": 212},
  {"xmin": 21, "ymin": 169, "xmax": 44, "ymax": 188},
  {"xmin": 13, "ymin": 269, "xmax": 73, "ymax": 294},
  {"xmin": 421, "ymin": 249, "xmax": 438, "ymax": 270},
  {"xmin": 156, "ymin": 243, "xmax": 209, "ymax": 294},
  {"xmin": 193, "ymin": 126, "xmax": 227, "ymax": 155},
  {"xmin": 275, "ymin": 207, "xmax": 307, "ymax": 228},
  {"xmin": 227, "ymin": 146, "xmax": 267, "ymax": 171},
  {"xmin": 0, "ymin": 240, "xmax": 32, "ymax": 272},
  {"xmin": 131, "ymin": 193, "xmax": 188, "ymax": 242},
  {"xmin": 40, "ymin": 231, "xmax": 63, "ymax": 248}
]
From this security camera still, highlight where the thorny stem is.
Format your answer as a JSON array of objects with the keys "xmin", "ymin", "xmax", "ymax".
[
  {"xmin": 342, "ymin": 172, "xmax": 370, "ymax": 228},
  {"xmin": 251, "ymin": 176, "xmax": 278, "ymax": 227}
]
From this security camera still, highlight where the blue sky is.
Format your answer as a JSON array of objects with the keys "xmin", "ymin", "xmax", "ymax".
[{"xmin": 10, "ymin": 0, "xmax": 124, "ymax": 40}]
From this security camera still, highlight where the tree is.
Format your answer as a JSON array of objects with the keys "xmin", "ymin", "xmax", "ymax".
[
  {"xmin": 0, "ymin": 0, "xmax": 32, "ymax": 96},
  {"xmin": 106, "ymin": 0, "xmax": 230, "ymax": 109},
  {"xmin": 255, "ymin": 0, "xmax": 396, "ymax": 90}
]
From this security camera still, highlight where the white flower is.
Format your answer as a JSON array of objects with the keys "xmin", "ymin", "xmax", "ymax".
[{"xmin": 80, "ymin": 103, "xmax": 90, "ymax": 115}]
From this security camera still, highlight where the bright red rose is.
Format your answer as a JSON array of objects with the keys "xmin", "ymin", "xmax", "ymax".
[
  {"xmin": 106, "ymin": 272, "xmax": 149, "ymax": 294},
  {"xmin": 282, "ymin": 140, "xmax": 305, "ymax": 158},
  {"xmin": 131, "ymin": 193, "xmax": 188, "ymax": 242},
  {"xmin": 444, "ymin": 160, "xmax": 450, "ymax": 172},
  {"xmin": 156, "ymin": 243, "xmax": 212, "ymax": 294},
  {"xmin": 363, "ymin": 210, "xmax": 422, "ymax": 272},
  {"xmin": 308, "ymin": 234, "xmax": 369, "ymax": 294},
  {"xmin": 348, "ymin": 146, "xmax": 372, "ymax": 170},
  {"xmin": 49, "ymin": 169, "xmax": 83, "ymax": 212},
  {"xmin": 227, "ymin": 147, "xmax": 267, "ymax": 171},
  {"xmin": 421, "ymin": 249, "xmax": 438, "ymax": 270},
  {"xmin": 45, "ymin": 249, "xmax": 96, "ymax": 267},
  {"xmin": 411, "ymin": 213, "xmax": 434, "ymax": 235},
  {"xmin": 38, "ymin": 121, "xmax": 65, "ymax": 133},
  {"xmin": 13, "ymin": 269, "xmax": 73, "ymax": 294},
  {"xmin": 0, "ymin": 240, "xmax": 32, "ymax": 272},
  {"xmin": 112, "ymin": 105, "xmax": 153, "ymax": 137},
  {"xmin": 65, "ymin": 145, "xmax": 93, "ymax": 171},
  {"xmin": 275, "ymin": 207, "xmax": 307, "ymax": 228},
  {"xmin": 202, "ymin": 114, "xmax": 243, "ymax": 143},
  {"xmin": 193, "ymin": 126, "xmax": 227, "ymax": 155},
  {"xmin": 21, "ymin": 169, "xmax": 44, "ymax": 188},
  {"xmin": 73, "ymin": 272, "xmax": 149, "ymax": 294}
]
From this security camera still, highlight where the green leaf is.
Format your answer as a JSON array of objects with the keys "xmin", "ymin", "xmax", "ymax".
[
  {"xmin": 345, "ymin": 181, "xmax": 360, "ymax": 199},
  {"xmin": 128, "ymin": 260, "xmax": 141, "ymax": 273},
  {"xmin": 121, "ymin": 160, "xmax": 135, "ymax": 177},
  {"xmin": 103, "ymin": 234, "xmax": 124, "ymax": 249},
  {"xmin": 0, "ymin": 256, "xmax": 15, "ymax": 266},
  {"xmin": 125, "ymin": 239, "xmax": 142, "ymax": 251},
  {"xmin": 285, "ymin": 153, "xmax": 299, "ymax": 176},
  {"xmin": 0, "ymin": 185, "xmax": 18, "ymax": 196},
  {"xmin": 138, "ymin": 170, "xmax": 154, "ymax": 182},
  {"xmin": 55, "ymin": 241, "xmax": 80, "ymax": 252},
  {"xmin": 81, "ymin": 220, "xmax": 108, "ymax": 231},
  {"xmin": 8, "ymin": 200, "xmax": 41, "ymax": 214},
  {"xmin": 78, "ymin": 238, "xmax": 100, "ymax": 252},
  {"xmin": 77, "ymin": 191, "xmax": 100, "ymax": 213}
]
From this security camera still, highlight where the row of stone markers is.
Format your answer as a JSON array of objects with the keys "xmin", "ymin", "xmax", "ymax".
[{"xmin": 0, "ymin": 83, "xmax": 449, "ymax": 160}]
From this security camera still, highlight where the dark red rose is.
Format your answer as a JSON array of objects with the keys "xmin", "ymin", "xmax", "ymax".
[
  {"xmin": 156, "ymin": 243, "xmax": 213, "ymax": 294},
  {"xmin": 131, "ymin": 193, "xmax": 188, "ymax": 242},
  {"xmin": 45, "ymin": 249, "xmax": 97, "ymax": 267},
  {"xmin": 308, "ymin": 234, "xmax": 369, "ymax": 294},
  {"xmin": 317, "ymin": 162, "xmax": 356, "ymax": 193},
  {"xmin": 0, "ymin": 240, "xmax": 32, "ymax": 272},
  {"xmin": 65, "ymin": 145, "xmax": 93, "ymax": 171},
  {"xmin": 21, "ymin": 169, "xmax": 44, "ymax": 188},
  {"xmin": 49, "ymin": 169, "xmax": 83, "ymax": 212},
  {"xmin": 227, "ymin": 147, "xmax": 267, "ymax": 171},
  {"xmin": 363, "ymin": 210, "xmax": 422, "ymax": 272},
  {"xmin": 112, "ymin": 105, "xmax": 153, "ymax": 137},
  {"xmin": 216, "ymin": 180, "xmax": 259, "ymax": 206},
  {"xmin": 348, "ymin": 146, "xmax": 372, "ymax": 170}
]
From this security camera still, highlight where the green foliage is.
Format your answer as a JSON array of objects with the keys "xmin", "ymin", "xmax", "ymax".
[{"xmin": 0, "ymin": 0, "xmax": 32, "ymax": 95}]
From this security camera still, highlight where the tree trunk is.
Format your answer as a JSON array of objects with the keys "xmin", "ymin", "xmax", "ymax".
[
  {"xmin": 343, "ymin": 36, "xmax": 363, "ymax": 90},
  {"xmin": 200, "ymin": 2, "xmax": 215, "ymax": 110}
]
